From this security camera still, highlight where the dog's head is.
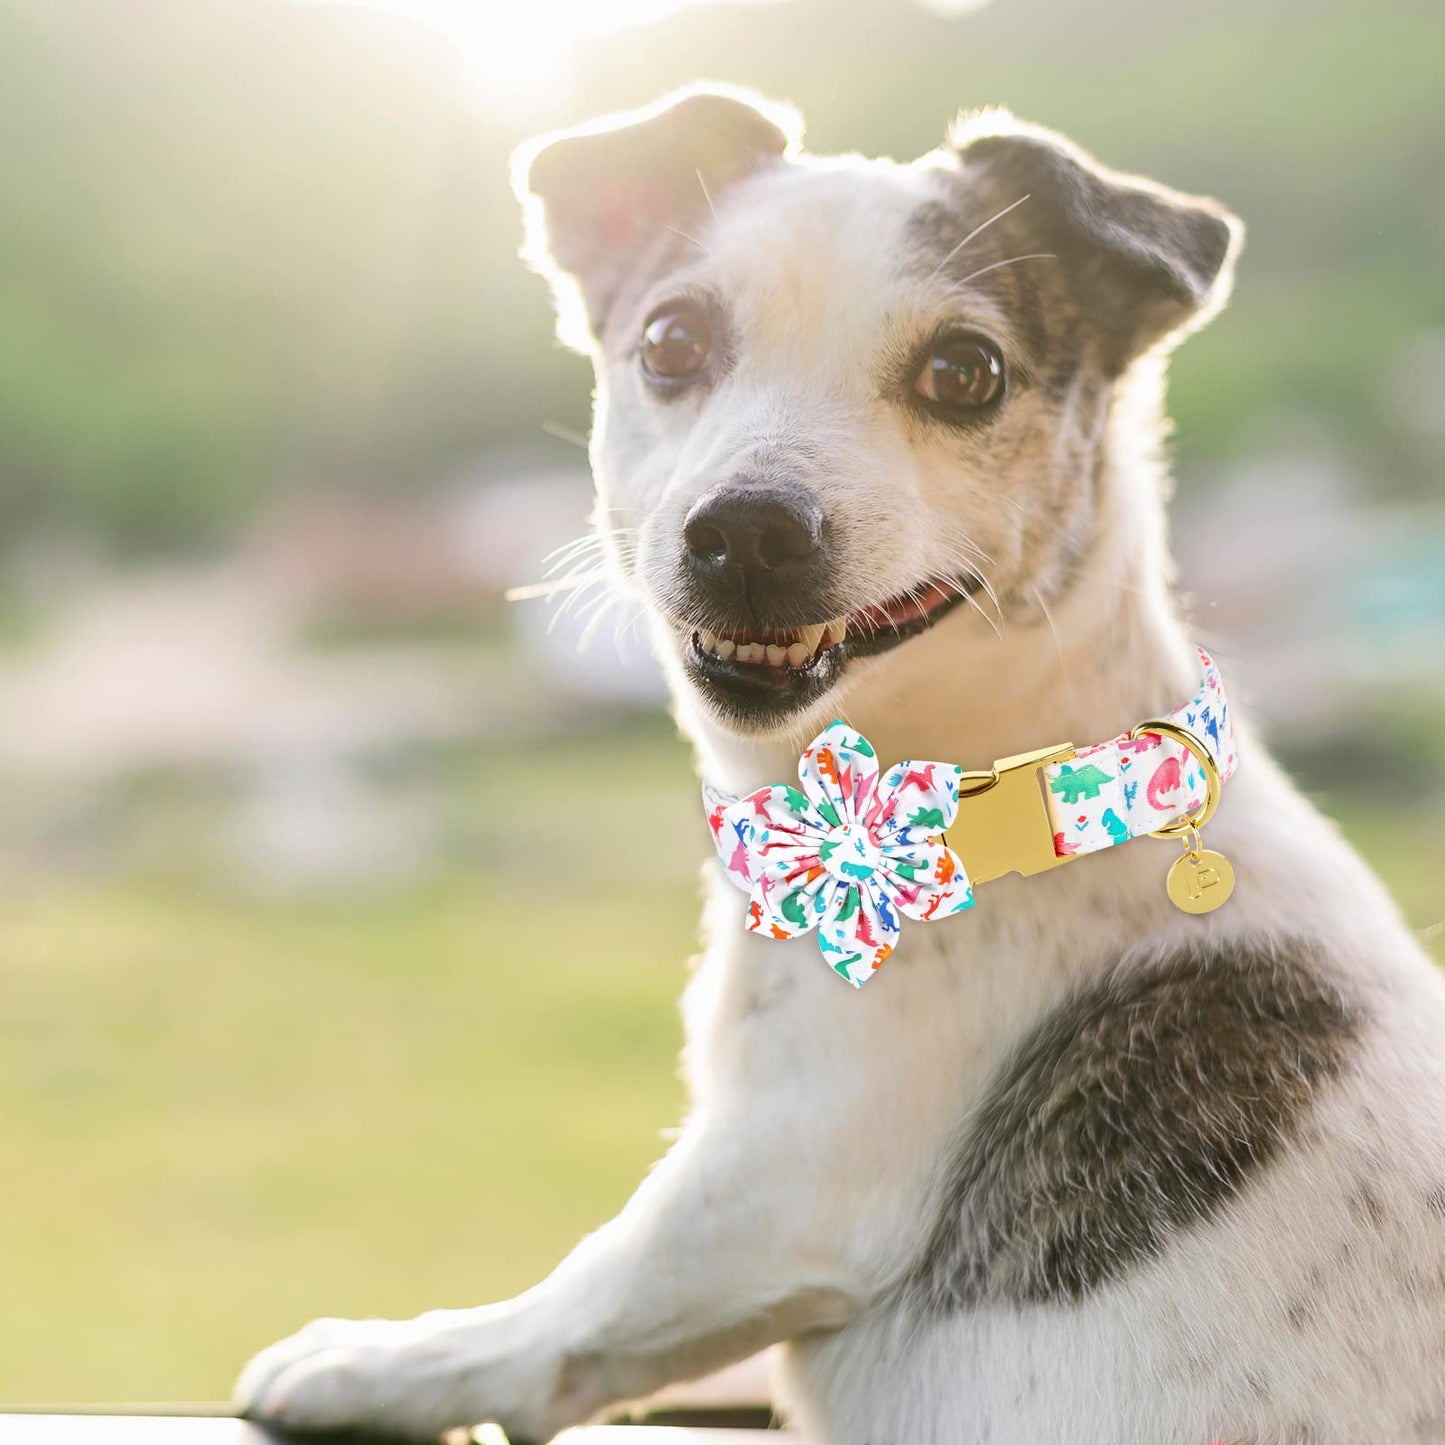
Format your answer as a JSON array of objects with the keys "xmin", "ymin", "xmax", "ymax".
[{"xmin": 514, "ymin": 87, "xmax": 1240, "ymax": 738}]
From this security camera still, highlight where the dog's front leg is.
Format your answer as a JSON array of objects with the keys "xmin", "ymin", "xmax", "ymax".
[{"xmin": 235, "ymin": 1107, "xmax": 864, "ymax": 1441}]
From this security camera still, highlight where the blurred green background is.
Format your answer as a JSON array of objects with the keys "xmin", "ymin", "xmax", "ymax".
[{"xmin": 1, "ymin": 0, "xmax": 1442, "ymax": 1404}]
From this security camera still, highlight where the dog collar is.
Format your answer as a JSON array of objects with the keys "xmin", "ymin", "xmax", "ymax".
[{"xmin": 702, "ymin": 646, "xmax": 1238, "ymax": 987}]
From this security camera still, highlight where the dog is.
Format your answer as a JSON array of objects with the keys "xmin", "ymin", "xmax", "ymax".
[{"xmin": 237, "ymin": 87, "xmax": 1445, "ymax": 1444}]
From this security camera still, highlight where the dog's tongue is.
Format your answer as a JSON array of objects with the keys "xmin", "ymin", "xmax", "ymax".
[{"xmin": 847, "ymin": 580, "xmax": 959, "ymax": 636}]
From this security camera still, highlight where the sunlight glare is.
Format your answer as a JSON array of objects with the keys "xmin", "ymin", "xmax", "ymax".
[{"xmin": 309, "ymin": 0, "xmax": 754, "ymax": 117}]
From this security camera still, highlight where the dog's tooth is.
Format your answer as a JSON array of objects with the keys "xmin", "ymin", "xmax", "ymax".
[
  {"xmin": 797, "ymin": 623, "xmax": 825, "ymax": 655},
  {"xmin": 823, "ymin": 618, "xmax": 847, "ymax": 647},
  {"xmin": 715, "ymin": 638, "xmax": 736, "ymax": 660},
  {"xmin": 785, "ymin": 641, "xmax": 811, "ymax": 668},
  {"xmin": 698, "ymin": 628, "xmax": 717, "ymax": 651},
  {"xmin": 737, "ymin": 642, "xmax": 764, "ymax": 664},
  {"xmin": 765, "ymin": 644, "xmax": 787, "ymax": 667}
]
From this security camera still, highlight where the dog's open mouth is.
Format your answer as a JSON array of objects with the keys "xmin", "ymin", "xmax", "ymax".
[{"xmin": 683, "ymin": 575, "xmax": 977, "ymax": 725}]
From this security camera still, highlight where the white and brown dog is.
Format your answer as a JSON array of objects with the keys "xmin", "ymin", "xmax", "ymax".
[{"xmin": 238, "ymin": 89, "xmax": 1445, "ymax": 1444}]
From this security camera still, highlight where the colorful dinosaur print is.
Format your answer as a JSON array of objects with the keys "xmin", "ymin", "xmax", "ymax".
[
  {"xmin": 875, "ymin": 891, "xmax": 899, "ymax": 933},
  {"xmin": 855, "ymin": 901, "xmax": 882, "ymax": 948},
  {"xmin": 704, "ymin": 719, "xmax": 974, "ymax": 985},
  {"xmin": 1040, "ymin": 645, "xmax": 1237, "ymax": 858},
  {"xmin": 893, "ymin": 881, "xmax": 923, "ymax": 908},
  {"xmin": 780, "ymin": 889, "xmax": 809, "ymax": 928},
  {"xmin": 908, "ymin": 806, "xmax": 949, "ymax": 830},
  {"xmin": 1117, "ymin": 734, "xmax": 1162, "ymax": 755},
  {"xmin": 1146, "ymin": 755, "xmax": 1182, "ymax": 812},
  {"xmin": 897, "ymin": 763, "xmax": 938, "ymax": 792},
  {"xmin": 870, "ymin": 795, "xmax": 899, "ymax": 830},
  {"xmin": 816, "ymin": 746, "xmax": 843, "ymax": 792},
  {"xmin": 781, "ymin": 785, "xmax": 811, "ymax": 815},
  {"xmin": 1049, "ymin": 763, "xmax": 1114, "ymax": 804}
]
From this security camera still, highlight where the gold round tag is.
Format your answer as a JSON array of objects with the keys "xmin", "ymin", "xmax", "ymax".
[{"xmin": 1166, "ymin": 848, "xmax": 1235, "ymax": 914}]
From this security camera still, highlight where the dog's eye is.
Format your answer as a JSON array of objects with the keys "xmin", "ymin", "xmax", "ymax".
[
  {"xmin": 641, "ymin": 304, "xmax": 712, "ymax": 385},
  {"xmin": 914, "ymin": 335, "xmax": 1005, "ymax": 412}
]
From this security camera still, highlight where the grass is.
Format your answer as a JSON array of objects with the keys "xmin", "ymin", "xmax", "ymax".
[
  {"xmin": 0, "ymin": 726, "xmax": 1439, "ymax": 1404},
  {"xmin": 0, "ymin": 876, "xmax": 698, "ymax": 1404}
]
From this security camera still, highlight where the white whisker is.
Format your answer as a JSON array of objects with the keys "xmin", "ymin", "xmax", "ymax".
[
  {"xmin": 694, "ymin": 167, "xmax": 717, "ymax": 219},
  {"xmin": 953, "ymin": 252, "xmax": 1057, "ymax": 289},
  {"xmin": 541, "ymin": 420, "xmax": 589, "ymax": 449},
  {"xmin": 964, "ymin": 483, "xmax": 1027, "ymax": 520},
  {"xmin": 960, "ymin": 588, "xmax": 1003, "ymax": 639},
  {"xmin": 927, "ymin": 193, "xmax": 1032, "ymax": 282},
  {"xmin": 540, "ymin": 531, "xmax": 607, "ymax": 566},
  {"xmin": 933, "ymin": 537, "xmax": 1006, "ymax": 626},
  {"xmin": 661, "ymin": 222, "xmax": 711, "ymax": 256},
  {"xmin": 1031, "ymin": 584, "xmax": 1071, "ymax": 699}
]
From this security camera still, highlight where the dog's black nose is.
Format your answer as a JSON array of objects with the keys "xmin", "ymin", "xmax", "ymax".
[{"xmin": 683, "ymin": 484, "xmax": 826, "ymax": 612}]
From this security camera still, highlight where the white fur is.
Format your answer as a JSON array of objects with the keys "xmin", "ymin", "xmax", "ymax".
[{"xmin": 237, "ymin": 104, "xmax": 1445, "ymax": 1445}]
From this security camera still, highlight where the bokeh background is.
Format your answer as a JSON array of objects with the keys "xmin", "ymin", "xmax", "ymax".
[{"xmin": 2, "ymin": 0, "xmax": 1442, "ymax": 1404}]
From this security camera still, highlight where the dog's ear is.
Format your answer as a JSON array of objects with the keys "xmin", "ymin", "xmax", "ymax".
[
  {"xmin": 514, "ymin": 86, "xmax": 802, "ymax": 350},
  {"xmin": 949, "ymin": 113, "xmax": 1243, "ymax": 370}
]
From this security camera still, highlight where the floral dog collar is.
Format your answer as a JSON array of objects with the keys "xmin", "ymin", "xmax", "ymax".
[{"xmin": 703, "ymin": 646, "xmax": 1238, "ymax": 987}]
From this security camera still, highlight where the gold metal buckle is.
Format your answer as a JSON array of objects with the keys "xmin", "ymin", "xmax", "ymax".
[{"xmin": 946, "ymin": 742, "xmax": 1077, "ymax": 885}]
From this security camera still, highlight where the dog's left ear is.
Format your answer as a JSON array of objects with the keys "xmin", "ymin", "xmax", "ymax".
[
  {"xmin": 950, "ymin": 114, "xmax": 1243, "ymax": 370},
  {"xmin": 515, "ymin": 86, "xmax": 802, "ymax": 350}
]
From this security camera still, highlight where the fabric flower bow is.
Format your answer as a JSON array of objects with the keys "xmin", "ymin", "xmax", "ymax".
[{"xmin": 703, "ymin": 720, "xmax": 975, "ymax": 987}]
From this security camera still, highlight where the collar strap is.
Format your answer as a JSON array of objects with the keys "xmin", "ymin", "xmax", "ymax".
[
  {"xmin": 958, "ymin": 645, "xmax": 1237, "ymax": 882},
  {"xmin": 702, "ymin": 646, "xmax": 1237, "ymax": 988}
]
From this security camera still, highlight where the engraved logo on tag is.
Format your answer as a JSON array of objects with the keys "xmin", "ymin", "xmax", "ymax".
[
  {"xmin": 1186, "ymin": 860, "xmax": 1221, "ymax": 898},
  {"xmin": 1166, "ymin": 848, "xmax": 1235, "ymax": 915}
]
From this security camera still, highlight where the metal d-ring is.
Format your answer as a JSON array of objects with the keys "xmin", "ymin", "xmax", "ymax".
[{"xmin": 1127, "ymin": 718, "xmax": 1223, "ymax": 838}]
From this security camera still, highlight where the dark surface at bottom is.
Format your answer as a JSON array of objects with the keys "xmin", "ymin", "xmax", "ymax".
[
  {"xmin": 0, "ymin": 1412, "xmax": 776, "ymax": 1444},
  {"xmin": 0, "ymin": 1420, "xmax": 414, "ymax": 1445}
]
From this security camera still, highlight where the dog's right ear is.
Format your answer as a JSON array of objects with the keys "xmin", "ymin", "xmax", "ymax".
[{"xmin": 513, "ymin": 86, "xmax": 801, "ymax": 350}]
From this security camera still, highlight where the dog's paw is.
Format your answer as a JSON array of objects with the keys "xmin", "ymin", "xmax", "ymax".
[{"xmin": 236, "ymin": 1315, "xmax": 447, "ymax": 1439}]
